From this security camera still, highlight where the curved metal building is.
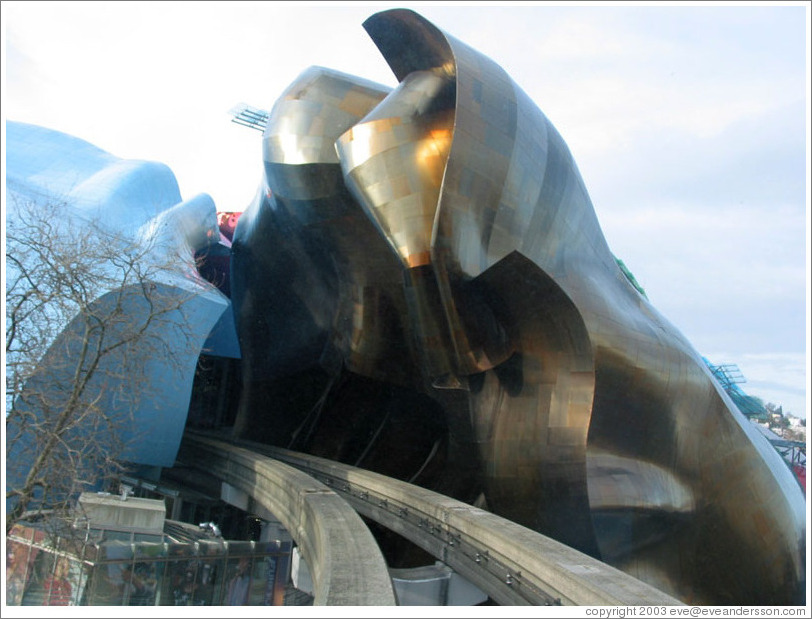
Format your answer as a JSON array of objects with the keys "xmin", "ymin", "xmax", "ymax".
[
  {"xmin": 230, "ymin": 9, "xmax": 805, "ymax": 605},
  {"xmin": 5, "ymin": 121, "xmax": 238, "ymax": 470}
]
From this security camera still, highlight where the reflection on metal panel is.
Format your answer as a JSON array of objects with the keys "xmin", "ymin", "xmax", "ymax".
[{"xmin": 230, "ymin": 8, "xmax": 805, "ymax": 605}]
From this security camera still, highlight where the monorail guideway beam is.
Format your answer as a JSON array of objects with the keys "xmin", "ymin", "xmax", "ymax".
[
  {"xmin": 183, "ymin": 432, "xmax": 683, "ymax": 607},
  {"xmin": 176, "ymin": 434, "xmax": 397, "ymax": 605}
]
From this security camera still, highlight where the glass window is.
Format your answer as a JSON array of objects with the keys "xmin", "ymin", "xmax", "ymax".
[
  {"xmin": 122, "ymin": 560, "xmax": 160, "ymax": 606},
  {"xmin": 204, "ymin": 558, "xmax": 228, "ymax": 605},
  {"xmin": 5, "ymin": 539, "xmax": 31, "ymax": 605},
  {"xmin": 99, "ymin": 541, "xmax": 133, "ymax": 562},
  {"xmin": 103, "ymin": 530, "xmax": 133, "ymax": 543},
  {"xmin": 248, "ymin": 556, "xmax": 281, "ymax": 606},
  {"xmin": 19, "ymin": 550, "xmax": 52, "ymax": 605},
  {"xmin": 133, "ymin": 542, "xmax": 167, "ymax": 561},
  {"xmin": 84, "ymin": 562, "xmax": 126, "ymax": 605},
  {"xmin": 162, "ymin": 557, "xmax": 217, "ymax": 606},
  {"xmin": 81, "ymin": 542, "xmax": 100, "ymax": 563},
  {"xmin": 192, "ymin": 558, "xmax": 218, "ymax": 605},
  {"xmin": 162, "ymin": 559, "xmax": 192, "ymax": 606},
  {"xmin": 18, "ymin": 552, "xmax": 76, "ymax": 605},
  {"xmin": 222, "ymin": 556, "xmax": 252, "ymax": 605},
  {"xmin": 197, "ymin": 539, "xmax": 225, "ymax": 558},
  {"xmin": 226, "ymin": 541, "xmax": 254, "ymax": 556},
  {"xmin": 133, "ymin": 533, "xmax": 163, "ymax": 544}
]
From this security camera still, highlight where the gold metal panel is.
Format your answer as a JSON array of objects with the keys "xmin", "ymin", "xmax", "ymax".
[
  {"xmin": 232, "ymin": 8, "xmax": 805, "ymax": 605},
  {"xmin": 336, "ymin": 71, "xmax": 456, "ymax": 271}
]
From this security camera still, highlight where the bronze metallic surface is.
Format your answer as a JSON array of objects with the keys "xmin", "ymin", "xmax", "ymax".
[{"xmin": 230, "ymin": 9, "xmax": 805, "ymax": 605}]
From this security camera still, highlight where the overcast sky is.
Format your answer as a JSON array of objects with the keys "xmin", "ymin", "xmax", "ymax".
[{"xmin": 3, "ymin": 1, "xmax": 809, "ymax": 418}]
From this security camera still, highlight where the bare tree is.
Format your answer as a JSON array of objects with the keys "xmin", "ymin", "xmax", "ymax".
[{"xmin": 5, "ymin": 197, "xmax": 214, "ymax": 532}]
